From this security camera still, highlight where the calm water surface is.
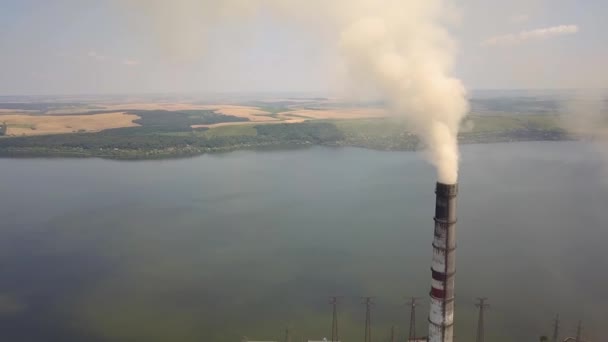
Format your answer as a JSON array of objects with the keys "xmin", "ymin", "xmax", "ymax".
[{"xmin": 0, "ymin": 141, "xmax": 606, "ymax": 342}]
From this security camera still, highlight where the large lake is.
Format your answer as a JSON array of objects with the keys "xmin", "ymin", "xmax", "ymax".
[{"xmin": 0, "ymin": 141, "xmax": 606, "ymax": 342}]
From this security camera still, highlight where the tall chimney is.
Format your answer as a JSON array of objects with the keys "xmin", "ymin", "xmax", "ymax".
[{"xmin": 428, "ymin": 182, "xmax": 458, "ymax": 342}]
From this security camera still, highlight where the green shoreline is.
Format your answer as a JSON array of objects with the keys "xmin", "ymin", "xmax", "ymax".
[
  {"xmin": 0, "ymin": 113, "xmax": 572, "ymax": 160},
  {"xmin": 0, "ymin": 131, "xmax": 572, "ymax": 160}
]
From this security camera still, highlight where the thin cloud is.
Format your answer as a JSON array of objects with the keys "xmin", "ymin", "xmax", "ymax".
[
  {"xmin": 482, "ymin": 25, "xmax": 579, "ymax": 46},
  {"xmin": 87, "ymin": 50, "xmax": 107, "ymax": 61},
  {"xmin": 509, "ymin": 14, "xmax": 529, "ymax": 24},
  {"xmin": 122, "ymin": 58, "xmax": 141, "ymax": 66},
  {"xmin": 53, "ymin": 50, "xmax": 74, "ymax": 58},
  {"xmin": 86, "ymin": 51, "xmax": 140, "ymax": 66}
]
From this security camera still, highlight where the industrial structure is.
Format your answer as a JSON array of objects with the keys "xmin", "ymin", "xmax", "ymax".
[
  {"xmin": 552, "ymin": 314, "xmax": 560, "ymax": 342},
  {"xmin": 551, "ymin": 320, "xmax": 590, "ymax": 342},
  {"xmin": 475, "ymin": 298, "xmax": 489, "ymax": 342},
  {"xmin": 575, "ymin": 321, "xmax": 582, "ymax": 342},
  {"xmin": 330, "ymin": 297, "xmax": 339, "ymax": 342},
  {"xmin": 243, "ymin": 183, "xmax": 595, "ymax": 342},
  {"xmin": 407, "ymin": 297, "xmax": 420, "ymax": 341},
  {"xmin": 428, "ymin": 182, "xmax": 458, "ymax": 342},
  {"xmin": 363, "ymin": 297, "xmax": 373, "ymax": 342},
  {"xmin": 283, "ymin": 328, "xmax": 290, "ymax": 342}
]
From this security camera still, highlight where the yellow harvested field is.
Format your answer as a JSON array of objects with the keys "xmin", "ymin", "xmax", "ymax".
[
  {"xmin": 277, "ymin": 108, "xmax": 388, "ymax": 120},
  {"xmin": 92, "ymin": 102, "xmax": 389, "ymax": 123},
  {"xmin": 45, "ymin": 107, "xmax": 100, "ymax": 115},
  {"xmin": 99, "ymin": 103, "xmax": 277, "ymax": 121},
  {"xmin": 102, "ymin": 103, "xmax": 207, "ymax": 111},
  {"xmin": 0, "ymin": 112, "xmax": 140, "ymax": 136},
  {"xmin": 0, "ymin": 101, "xmax": 391, "ymax": 133},
  {"xmin": 191, "ymin": 107, "xmax": 388, "ymax": 128},
  {"xmin": 0, "ymin": 109, "xmax": 37, "ymax": 114},
  {"xmin": 198, "ymin": 105, "xmax": 275, "ymax": 121},
  {"xmin": 192, "ymin": 117, "xmax": 305, "ymax": 129}
]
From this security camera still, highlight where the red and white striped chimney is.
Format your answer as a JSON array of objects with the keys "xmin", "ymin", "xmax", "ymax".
[{"xmin": 428, "ymin": 182, "xmax": 458, "ymax": 342}]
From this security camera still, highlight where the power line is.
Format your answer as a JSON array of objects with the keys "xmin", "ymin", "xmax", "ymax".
[
  {"xmin": 407, "ymin": 297, "xmax": 420, "ymax": 341},
  {"xmin": 475, "ymin": 298, "xmax": 490, "ymax": 342},
  {"xmin": 329, "ymin": 296, "xmax": 339, "ymax": 342},
  {"xmin": 552, "ymin": 314, "xmax": 560, "ymax": 342},
  {"xmin": 575, "ymin": 321, "xmax": 582, "ymax": 342},
  {"xmin": 363, "ymin": 297, "xmax": 374, "ymax": 342}
]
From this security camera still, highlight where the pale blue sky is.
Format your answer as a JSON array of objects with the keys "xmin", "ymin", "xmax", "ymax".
[{"xmin": 1, "ymin": 0, "xmax": 606, "ymax": 95}]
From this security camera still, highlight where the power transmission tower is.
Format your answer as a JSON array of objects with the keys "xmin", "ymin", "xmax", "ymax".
[
  {"xmin": 551, "ymin": 314, "xmax": 560, "ymax": 342},
  {"xmin": 575, "ymin": 321, "xmax": 582, "ymax": 342},
  {"xmin": 284, "ymin": 327, "xmax": 291, "ymax": 342},
  {"xmin": 475, "ymin": 298, "xmax": 490, "ymax": 342},
  {"xmin": 363, "ymin": 297, "xmax": 374, "ymax": 342},
  {"xmin": 330, "ymin": 296, "xmax": 339, "ymax": 342},
  {"xmin": 390, "ymin": 325, "xmax": 396, "ymax": 342},
  {"xmin": 407, "ymin": 297, "xmax": 420, "ymax": 341}
]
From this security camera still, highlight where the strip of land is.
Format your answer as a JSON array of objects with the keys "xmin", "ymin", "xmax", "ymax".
[{"xmin": 0, "ymin": 97, "xmax": 574, "ymax": 159}]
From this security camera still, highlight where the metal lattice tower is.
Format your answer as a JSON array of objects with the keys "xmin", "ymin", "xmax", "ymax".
[
  {"xmin": 575, "ymin": 321, "xmax": 582, "ymax": 342},
  {"xmin": 330, "ymin": 296, "xmax": 339, "ymax": 342},
  {"xmin": 552, "ymin": 314, "xmax": 560, "ymax": 342},
  {"xmin": 407, "ymin": 297, "xmax": 420, "ymax": 341},
  {"xmin": 475, "ymin": 298, "xmax": 489, "ymax": 342},
  {"xmin": 363, "ymin": 297, "xmax": 373, "ymax": 342}
]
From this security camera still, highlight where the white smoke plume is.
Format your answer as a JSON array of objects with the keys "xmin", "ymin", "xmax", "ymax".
[
  {"xmin": 125, "ymin": 0, "xmax": 469, "ymax": 184},
  {"xmin": 482, "ymin": 24, "xmax": 579, "ymax": 46}
]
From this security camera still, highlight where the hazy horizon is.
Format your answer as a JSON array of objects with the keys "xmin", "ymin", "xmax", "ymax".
[
  {"xmin": 2, "ymin": 88, "xmax": 607, "ymax": 100},
  {"xmin": 2, "ymin": 0, "xmax": 606, "ymax": 95}
]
